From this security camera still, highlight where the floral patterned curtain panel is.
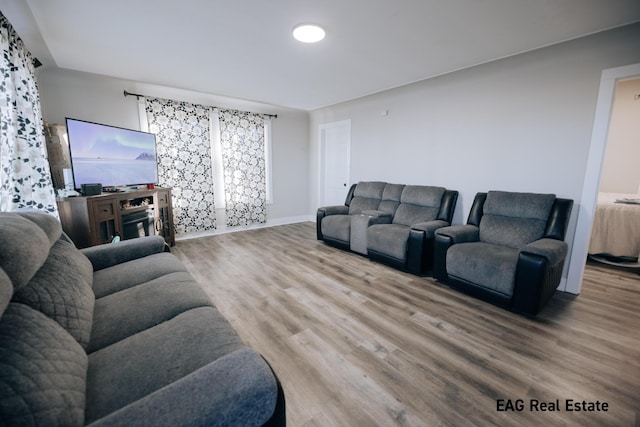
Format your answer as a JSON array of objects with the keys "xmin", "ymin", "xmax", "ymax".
[
  {"xmin": 144, "ymin": 97, "xmax": 216, "ymax": 233},
  {"xmin": 0, "ymin": 13, "xmax": 58, "ymax": 216},
  {"xmin": 218, "ymin": 109, "xmax": 267, "ymax": 226}
]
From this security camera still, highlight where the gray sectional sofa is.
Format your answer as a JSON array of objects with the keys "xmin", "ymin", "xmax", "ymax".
[
  {"xmin": 317, "ymin": 181, "xmax": 458, "ymax": 275},
  {"xmin": 0, "ymin": 211, "xmax": 285, "ymax": 426}
]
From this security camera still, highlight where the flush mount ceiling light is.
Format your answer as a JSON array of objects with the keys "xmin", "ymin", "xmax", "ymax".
[{"xmin": 292, "ymin": 24, "xmax": 325, "ymax": 43}]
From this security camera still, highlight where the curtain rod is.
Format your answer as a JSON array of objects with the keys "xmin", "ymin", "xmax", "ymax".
[{"xmin": 123, "ymin": 90, "xmax": 278, "ymax": 118}]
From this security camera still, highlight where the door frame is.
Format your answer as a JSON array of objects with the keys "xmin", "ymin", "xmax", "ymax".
[
  {"xmin": 565, "ymin": 62, "xmax": 640, "ymax": 294},
  {"xmin": 318, "ymin": 119, "xmax": 351, "ymax": 207}
]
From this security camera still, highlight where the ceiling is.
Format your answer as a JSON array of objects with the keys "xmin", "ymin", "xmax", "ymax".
[{"xmin": 3, "ymin": 0, "xmax": 640, "ymax": 111}]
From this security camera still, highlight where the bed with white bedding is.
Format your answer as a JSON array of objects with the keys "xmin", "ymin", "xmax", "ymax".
[{"xmin": 588, "ymin": 192, "xmax": 640, "ymax": 265}]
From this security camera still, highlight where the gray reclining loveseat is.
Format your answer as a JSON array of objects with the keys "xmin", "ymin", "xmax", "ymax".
[
  {"xmin": 0, "ymin": 211, "xmax": 285, "ymax": 426},
  {"xmin": 317, "ymin": 181, "xmax": 458, "ymax": 275}
]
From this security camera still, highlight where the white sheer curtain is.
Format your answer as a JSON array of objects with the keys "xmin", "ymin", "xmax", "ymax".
[
  {"xmin": 218, "ymin": 109, "xmax": 267, "ymax": 226},
  {"xmin": 0, "ymin": 12, "xmax": 57, "ymax": 216}
]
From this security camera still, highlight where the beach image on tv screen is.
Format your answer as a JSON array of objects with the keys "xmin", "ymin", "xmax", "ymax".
[{"xmin": 67, "ymin": 119, "xmax": 158, "ymax": 188}]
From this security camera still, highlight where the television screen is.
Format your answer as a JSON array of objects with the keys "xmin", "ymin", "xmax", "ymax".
[{"xmin": 66, "ymin": 118, "xmax": 158, "ymax": 190}]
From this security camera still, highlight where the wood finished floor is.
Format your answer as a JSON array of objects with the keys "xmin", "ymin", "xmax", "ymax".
[{"xmin": 172, "ymin": 222, "xmax": 640, "ymax": 427}]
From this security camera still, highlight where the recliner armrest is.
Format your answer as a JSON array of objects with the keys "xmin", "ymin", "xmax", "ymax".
[
  {"xmin": 81, "ymin": 236, "xmax": 170, "ymax": 271},
  {"xmin": 520, "ymin": 238, "xmax": 568, "ymax": 266},
  {"xmin": 513, "ymin": 240, "xmax": 568, "ymax": 315},
  {"xmin": 411, "ymin": 220, "xmax": 449, "ymax": 239},
  {"xmin": 317, "ymin": 205, "xmax": 349, "ymax": 216},
  {"xmin": 434, "ymin": 224, "xmax": 479, "ymax": 244}
]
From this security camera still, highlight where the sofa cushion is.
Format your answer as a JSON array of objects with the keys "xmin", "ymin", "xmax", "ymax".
[
  {"xmin": 12, "ymin": 239, "xmax": 95, "ymax": 350},
  {"xmin": 378, "ymin": 183, "xmax": 404, "ymax": 215},
  {"xmin": 479, "ymin": 191, "xmax": 555, "ymax": 249},
  {"xmin": 447, "ymin": 242, "xmax": 520, "ymax": 297},
  {"xmin": 0, "ymin": 213, "xmax": 59, "ymax": 293},
  {"xmin": 0, "ymin": 303, "xmax": 88, "ymax": 426},
  {"xmin": 85, "ymin": 306, "xmax": 245, "ymax": 423},
  {"xmin": 88, "ymin": 272, "xmax": 214, "ymax": 353},
  {"xmin": 0, "ymin": 269, "xmax": 11, "ymax": 318},
  {"xmin": 87, "ymin": 348, "xmax": 278, "ymax": 427},
  {"xmin": 367, "ymin": 224, "xmax": 411, "ymax": 262},
  {"xmin": 92, "ymin": 252, "xmax": 188, "ymax": 298},
  {"xmin": 321, "ymin": 214, "xmax": 351, "ymax": 243},
  {"xmin": 348, "ymin": 181, "xmax": 386, "ymax": 215},
  {"xmin": 393, "ymin": 186, "xmax": 445, "ymax": 227}
]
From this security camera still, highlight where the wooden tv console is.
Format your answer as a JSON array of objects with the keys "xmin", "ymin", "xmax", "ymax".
[{"xmin": 57, "ymin": 187, "xmax": 175, "ymax": 248}]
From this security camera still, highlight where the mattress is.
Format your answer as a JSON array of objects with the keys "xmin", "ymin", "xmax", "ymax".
[{"xmin": 588, "ymin": 192, "xmax": 640, "ymax": 259}]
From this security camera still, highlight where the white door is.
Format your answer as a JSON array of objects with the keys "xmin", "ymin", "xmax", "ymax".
[{"xmin": 319, "ymin": 120, "xmax": 351, "ymax": 207}]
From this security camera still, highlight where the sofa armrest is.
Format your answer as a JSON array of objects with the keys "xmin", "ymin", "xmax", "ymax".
[
  {"xmin": 519, "ymin": 238, "xmax": 568, "ymax": 266},
  {"xmin": 411, "ymin": 220, "xmax": 449, "ymax": 239},
  {"xmin": 434, "ymin": 224, "xmax": 479, "ymax": 243},
  {"xmin": 433, "ymin": 225, "xmax": 479, "ymax": 282},
  {"xmin": 404, "ymin": 220, "xmax": 450, "ymax": 274},
  {"xmin": 318, "ymin": 205, "xmax": 349, "ymax": 216},
  {"xmin": 81, "ymin": 236, "xmax": 170, "ymax": 271},
  {"xmin": 513, "ymin": 239, "xmax": 569, "ymax": 315},
  {"xmin": 88, "ymin": 348, "xmax": 282, "ymax": 427},
  {"xmin": 360, "ymin": 209, "xmax": 391, "ymax": 219},
  {"xmin": 360, "ymin": 210, "xmax": 393, "ymax": 225}
]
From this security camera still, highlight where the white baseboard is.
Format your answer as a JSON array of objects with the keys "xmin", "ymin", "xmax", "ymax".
[{"xmin": 175, "ymin": 215, "xmax": 314, "ymax": 241}]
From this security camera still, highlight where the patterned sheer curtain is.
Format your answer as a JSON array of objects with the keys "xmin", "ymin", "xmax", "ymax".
[
  {"xmin": 144, "ymin": 97, "xmax": 216, "ymax": 233},
  {"xmin": 218, "ymin": 109, "xmax": 267, "ymax": 226},
  {"xmin": 0, "ymin": 13, "xmax": 57, "ymax": 216}
]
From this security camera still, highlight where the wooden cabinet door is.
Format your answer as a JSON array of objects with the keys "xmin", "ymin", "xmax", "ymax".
[{"xmin": 89, "ymin": 197, "xmax": 120, "ymax": 245}]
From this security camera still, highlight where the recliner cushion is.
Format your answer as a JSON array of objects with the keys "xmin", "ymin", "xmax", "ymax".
[
  {"xmin": 367, "ymin": 224, "xmax": 411, "ymax": 262},
  {"xmin": 348, "ymin": 181, "xmax": 386, "ymax": 215},
  {"xmin": 321, "ymin": 214, "xmax": 351, "ymax": 243},
  {"xmin": 393, "ymin": 186, "xmax": 445, "ymax": 226},
  {"xmin": 88, "ymin": 272, "xmax": 213, "ymax": 352},
  {"xmin": 479, "ymin": 191, "xmax": 555, "ymax": 249},
  {"xmin": 0, "ymin": 303, "xmax": 88, "ymax": 426},
  {"xmin": 378, "ymin": 183, "xmax": 404, "ymax": 215},
  {"xmin": 447, "ymin": 242, "xmax": 519, "ymax": 297},
  {"xmin": 92, "ymin": 252, "xmax": 188, "ymax": 298},
  {"xmin": 86, "ymin": 306, "xmax": 245, "ymax": 423},
  {"xmin": 0, "ymin": 213, "xmax": 58, "ymax": 294},
  {"xmin": 12, "ymin": 239, "xmax": 95, "ymax": 350}
]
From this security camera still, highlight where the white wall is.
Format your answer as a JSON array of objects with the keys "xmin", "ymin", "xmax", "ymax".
[
  {"xmin": 598, "ymin": 77, "xmax": 640, "ymax": 194},
  {"xmin": 36, "ymin": 67, "xmax": 310, "ymax": 225},
  {"xmin": 309, "ymin": 23, "xmax": 640, "ymax": 292}
]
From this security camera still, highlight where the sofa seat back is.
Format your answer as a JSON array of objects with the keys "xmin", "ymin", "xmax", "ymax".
[
  {"xmin": 347, "ymin": 181, "xmax": 386, "ymax": 214},
  {"xmin": 366, "ymin": 224, "xmax": 412, "ymax": 263},
  {"xmin": 392, "ymin": 185, "xmax": 446, "ymax": 226},
  {"xmin": 479, "ymin": 191, "xmax": 556, "ymax": 249},
  {"xmin": 0, "ymin": 212, "xmax": 93, "ymax": 426},
  {"xmin": 377, "ymin": 183, "xmax": 405, "ymax": 216}
]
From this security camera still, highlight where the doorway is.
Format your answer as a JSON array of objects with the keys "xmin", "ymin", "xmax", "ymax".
[
  {"xmin": 565, "ymin": 62, "xmax": 640, "ymax": 294},
  {"xmin": 319, "ymin": 120, "xmax": 351, "ymax": 207}
]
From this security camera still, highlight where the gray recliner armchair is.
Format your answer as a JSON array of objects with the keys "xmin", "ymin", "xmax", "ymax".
[{"xmin": 433, "ymin": 191, "xmax": 573, "ymax": 315}]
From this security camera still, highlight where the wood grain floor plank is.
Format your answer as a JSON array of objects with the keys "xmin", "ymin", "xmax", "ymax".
[{"xmin": 173, "ymin": 222, "xmax": 640, "ymax": 426}]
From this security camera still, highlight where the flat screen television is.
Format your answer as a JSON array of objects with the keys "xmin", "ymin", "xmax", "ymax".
[{"xmin": 66, "ymin": 118, "xmax": 158, "ymax": 190}]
